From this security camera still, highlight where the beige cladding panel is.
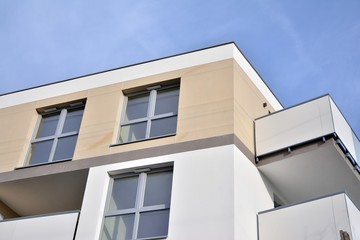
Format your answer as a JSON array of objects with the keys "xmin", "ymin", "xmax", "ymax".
[
  {"xmin": 0, "ymin": 104, "xmax": 38, "ymax": 171},
  {"xmin": 233, "ymin": 61, "xmax": 274, "ymax": 154},
  {"xmin": 176, "ymin": 66, "xmax": 234, "ymax": 142},
  {"xmin": 72, "ymin": 69, "xmax": 182, "ymax": 159},
  {"xmin": 77, "ymin": 59, "xmax": 236, "ymax": 158},
  {"xmin": 0, "ymin": 59, "xmax": 272, "ymax": 170},
  {"xmin": 33, "ymin": 90, "xmax": 88, "ymax": 109},
  {"xmin": 73, "ymin": 84, "xmax": 124, "ymax": 160}
]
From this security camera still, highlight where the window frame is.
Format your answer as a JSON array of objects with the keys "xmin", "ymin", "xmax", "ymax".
[
  {"xmin": 101, "ymin": 167, "xmax": 173, "ymax": 240},
  {"xmin": 26, "ymin": 102, "xmax": 85, "ymax": 166},
  {"xmin": 118, "ymin": 83, "xmax": 180, "ymax": 144}
]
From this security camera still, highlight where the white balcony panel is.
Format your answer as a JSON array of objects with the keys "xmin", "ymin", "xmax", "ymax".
[
  {"xmin": 256, "ymin": 96, "xmax": 334, "ymax": 156},
  {"xmin": 256, "ymin": 95, "xmax": 360, "ymax": 165},
  {"xmin": 258, "ymin": 193, "xmax": 357, "ymax": 240},
  {"xmin": 0, "ymin": 211, "xmax": 79, "ymax": 240},
  {"xmin": 330, "ymin": 99, "xmax": 359, "ymax": 163},
  {"xmin": 354, "ymin": 131, "xmax": 360, "ymax": 165},
  {"xmin": 347, "ymin": 196, "xmax": 360, "ymax": 239}
]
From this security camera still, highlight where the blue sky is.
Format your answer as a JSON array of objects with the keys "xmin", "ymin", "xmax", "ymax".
[{"xmin": 0, "ymin": 0, "xmax": 359, "ymax": 136}]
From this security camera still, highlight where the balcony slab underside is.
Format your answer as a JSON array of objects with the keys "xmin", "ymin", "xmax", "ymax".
[
  {"xmin": 258, "ymin": 138, "xmax": 360, "ymax": 207},
  {"xmin": 0, "ymin": 169, "xmax": 88, "ymax": 217}
]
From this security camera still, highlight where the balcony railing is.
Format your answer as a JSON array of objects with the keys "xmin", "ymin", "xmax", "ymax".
[
  {"xmin": 255, "ymin": 95, "xmax": 360, "ymax": 172},
  {"xmin": 0, "ymin": 211, "xmax": 79, "ymax": 240},
  {"xmin": 258, "ymin": 193, "xmax": 360, "ymax": 240}
]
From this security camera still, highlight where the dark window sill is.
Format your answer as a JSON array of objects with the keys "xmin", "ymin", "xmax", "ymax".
[
  {"xmin": 15, "ymin": 158, "xmax": 72, "ymax": 170},
  {"xmin": 110, "ymin": 133, "xmax": 176, "ymax": 147}
]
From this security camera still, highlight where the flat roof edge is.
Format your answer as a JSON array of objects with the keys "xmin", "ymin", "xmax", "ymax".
[
  {"xmin": 0, "ymin": 42, "xmax": 282, "ymax": 110},
  {"xmin": 0, "ymin": 42, "xmax": 236, "ymax": 97}
]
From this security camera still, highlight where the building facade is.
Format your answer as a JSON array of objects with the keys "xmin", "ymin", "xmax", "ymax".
[{"xmin": 0, "ymin": 42, "xmax": 359, "ymax": 240}]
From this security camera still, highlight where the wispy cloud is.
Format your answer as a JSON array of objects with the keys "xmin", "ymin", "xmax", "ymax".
[{"xmin": 254, "ymin": 0, "xmax": 318, "ymax": 74}]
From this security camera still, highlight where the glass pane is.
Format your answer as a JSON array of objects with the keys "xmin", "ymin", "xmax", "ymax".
[
  {"xmin": 138, "ymin": 210, "xmax": 170, "ymax": 239},
  {"xmin": 62, "ymin": 108, "xmax": 84, "ymax": 133},
  {"xmin": 53, "ymin": 135, "xmax": 78, "ymax": 161},
  {"xmin": 109, "ymin": 176, "xmax": 138, "ymax": 211},
  {"xmin": 144, "ymin": 171, "xmax": 173, "ymax": 207},
  {"xmin": 28, "ymin": 140, "xmax": 53, "ymax": 165},
  {"xmin": 155, "ymin": 88, "xmax": 179, "ymax": 115},
  {"xmin": 119, "ymin": 122, "xmax": 147, "ymax": 143},
  {"xmin": 101, "ymin": 214, "xmax": 135, "ymax": 240},
  {"xmin": 124, "ymin": 93, "xmax": 149, "ymax": 121},
  {"xmin": 150, "ymin": 116, "xmax": 177, "ymax": 138},
  {"xmin": 36, "ymin": 113, "xmax": 60, "ymax": 138}
]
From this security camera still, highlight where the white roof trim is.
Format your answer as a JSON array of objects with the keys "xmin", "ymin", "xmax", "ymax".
[{"xmin": 0, "ymin": 43, "xmax": 282, "ymax": 110}]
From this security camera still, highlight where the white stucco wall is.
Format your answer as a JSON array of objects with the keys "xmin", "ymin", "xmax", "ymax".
[
  {"xmin": 168, "ymin": 146, "xmax": 235, "ymax": 239},
  {"xmin": 346, "ymin": 196, "xmax": 360, "ymax": 240},
  {"xmin": 75, "ymin": 144, "xmax": 272, "ymax": 240},
  {"xmin": 234, "ymin": 147, "xmax": 273, "ymax": 240}
]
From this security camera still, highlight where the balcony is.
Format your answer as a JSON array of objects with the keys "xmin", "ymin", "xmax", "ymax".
[
  {"xmin": 0, "ymin": 168, "xmax": 88, "ymax": 219},
  {"xmin": 258, "ymin": 193, "xmax": 360, "ymax": 240},
  {"xmin": 255, "ymin": 95, "xmax": 360, "ymax": 206},
  {"xmin": 0, "ymin": 211, "xmax": 79, "ymax": 240}
]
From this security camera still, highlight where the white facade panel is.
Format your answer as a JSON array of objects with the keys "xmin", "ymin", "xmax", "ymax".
[
  {"xmin": 76, "ymin": 145, "xmax": 235, "ymax": 240},
  {"xmin": 75, "ymin": 144, "xmax": 271, "ymax": 240},
  {"xmin": 256, "ymin": 96, "xmax": 334, "ymax": 156},
  {"xmin": 0, "ymin": 212, "xmax": 79, "ymax": 240},
  {"xmin": 169, "ymin": 146, "xmax": 235, "ymax": 240},
  {"xmin": 346, "ymin": 196, "xmax": 360, "ymax": 240},
  {"xmin": 258, "ymin": 193, "xmax": 353, "ymax": 240},
  {"xmin": 233, "ymin": 147, "xmax": 273, "ymax": 240}
]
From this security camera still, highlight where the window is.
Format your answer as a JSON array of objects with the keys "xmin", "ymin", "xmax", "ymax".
[
  {"xmin": 102, "ymin": 168, "xmax": 173, "ymax": 240},
  {"xmin": 27, "ymin": 102, "xmax": 85, "ymax": 166},
  {"xmin": 119, "ymin": 84, "xmax": 179, "ymax": 144}
]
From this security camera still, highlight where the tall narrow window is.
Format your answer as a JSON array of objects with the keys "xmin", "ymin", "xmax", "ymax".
[
  {"xmin": 27, "ymin": 102, "xmax": 85, "ymax": 166},
  {"xmin": 102, "ymin": 168, "xmax": 173, "ymax": 240},
  {"xmin": 119, "ymin": 84, "xmax": 179, "ymax": 144}
]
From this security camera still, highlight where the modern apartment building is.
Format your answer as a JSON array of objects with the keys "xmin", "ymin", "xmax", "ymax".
[{"xmin": 0, "ymin": 42, "xmax": 359, "ymax": 240}]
